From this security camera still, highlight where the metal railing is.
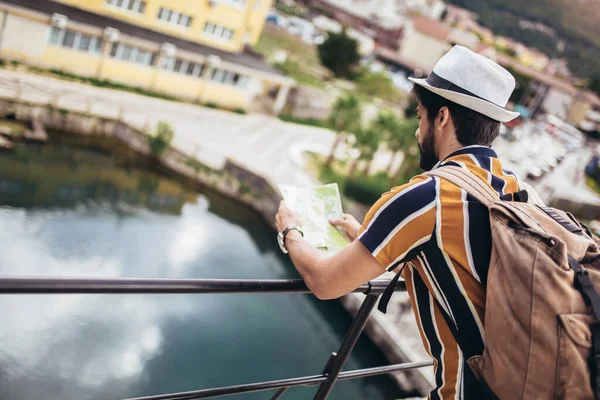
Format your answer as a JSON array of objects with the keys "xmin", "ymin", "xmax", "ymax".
[{"xmin": 0, "ymin": 276, "xmax": 432, "ymax": 400}]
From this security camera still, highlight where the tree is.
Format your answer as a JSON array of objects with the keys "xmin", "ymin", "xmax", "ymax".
[
  {"xmin": 149, "ymin": 121, "xmax": 174, "ymax": 157},
  {"xmin": 354, "ymin": 69, "xmax": 402, "ymax": 102},
  {"xmin": 386, "ymin": 117, "xmax": 420, "ymax": 184},
  {"xmin": 348, "ymin": 126, "xmax": 381, "ymax": 177},
  {"xmin": 317, "ymin": 29, "xmax": 361, "ymax": 79},
  {"xmin": 326, "ymin": 95, "xmax": 362, "ymax": 167},
  {"xmin": 370, "ymin": 111, "xmax": 418, "ymax": 178}
]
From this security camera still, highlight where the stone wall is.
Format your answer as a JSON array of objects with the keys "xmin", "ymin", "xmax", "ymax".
[{"xmin": 0, "ymin": 99, "xmax": 282, "ymax": 228}]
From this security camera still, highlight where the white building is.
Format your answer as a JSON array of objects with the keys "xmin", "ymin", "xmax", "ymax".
[{"xmin": 397, "ymin": 16, "xmax": 450, "ymax": 73}]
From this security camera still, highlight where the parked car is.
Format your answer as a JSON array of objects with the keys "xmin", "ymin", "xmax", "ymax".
[
  {"xmin": 546, "ymin": 157, "xmax": 558, "ymax": 170},
  {"xmin": 526, "ymin": 166, "xmax": 544, "ymax": 181}
]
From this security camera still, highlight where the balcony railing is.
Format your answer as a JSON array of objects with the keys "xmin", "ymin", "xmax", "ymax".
[{"xmin": 0, "ymin": 276, "xmax": 432, "ymax": 400}]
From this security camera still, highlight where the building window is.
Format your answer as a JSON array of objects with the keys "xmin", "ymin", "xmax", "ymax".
[
  {"xmin": 160, "ymin": 56, "xmax": 204, "ymax": 77},
  {"xmin": 157, "ymin": 7, "xmax": 193, "ymax": 28},
  {"xmin": 48, "ymin": 27, "xmax": 104, "ymax": 55},
  {"xmin": 203, "ymin": 23, "xmax": 234, "ymax": 41},
  {"xmin": 210, "ymin": 68, "xmax": 249, "ymax": 88},
  {"xmin": 105, "ymin": 0, "xmax": 146, "ymax": 14},
  {"xmin": 212, "ymin": 0, "xmax": 246, "ymax": 8},
  {"xmin": 109, "ymin": 43, "xmax": 154, "ymax": 66}
]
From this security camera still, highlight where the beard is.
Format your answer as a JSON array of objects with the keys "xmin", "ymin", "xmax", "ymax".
[{"xmin": 418, "ymin": 125, "xmax": 438, "ymax": 171}]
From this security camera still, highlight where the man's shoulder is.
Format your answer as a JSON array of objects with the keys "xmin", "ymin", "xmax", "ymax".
[{"xmin": 378, "ymin": 174, "xmax": 437, "ymax": 209}]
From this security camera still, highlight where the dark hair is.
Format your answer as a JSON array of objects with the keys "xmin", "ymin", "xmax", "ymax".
[{"xmin": 411, "ymin": 85, "xmax": 500, "ymax": 146}]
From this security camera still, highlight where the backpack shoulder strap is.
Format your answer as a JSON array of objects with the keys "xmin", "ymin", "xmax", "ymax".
[
  {"xmin": 518, "ymin": 179, "xmax": 546, "ymax": 207},
  {"xmin": 425, "ymin": 166, "xmax": 498, "ymax": 208}
]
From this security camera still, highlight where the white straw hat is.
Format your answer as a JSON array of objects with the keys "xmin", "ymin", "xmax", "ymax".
[{"xmin": 409, "ymin": 45, "xmax": 520, "ymax": 122}]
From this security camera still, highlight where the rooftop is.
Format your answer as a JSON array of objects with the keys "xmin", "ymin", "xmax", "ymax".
[
  {"xmin": 318, "ymin": 0, "xmax": 406, "ymax": 30},
  {"xmin": 497, "ymin": 54, "xmax": 600, "ymax": 107},
  {"xmin": 5, "ymin": 0, "xmax": 284, "ymax": 77},
  {"xmin": 412, "ymin": 16, "xmax": 450, "ymax": 42}
]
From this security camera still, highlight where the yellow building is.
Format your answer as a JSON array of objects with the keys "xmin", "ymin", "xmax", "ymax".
[{"xmin": 0, "ymin": 0, "xmax": 294, "ymax": 112}]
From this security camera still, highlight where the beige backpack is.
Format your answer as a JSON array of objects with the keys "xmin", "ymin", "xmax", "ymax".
[{"xmin": 424, "ymin": 166, "xmax": 600, "ymax": 400}]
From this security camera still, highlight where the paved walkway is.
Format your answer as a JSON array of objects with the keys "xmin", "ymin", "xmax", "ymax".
[{"xmin": 0, "ymin": 69, "xmax": 334, "ymax": 187}]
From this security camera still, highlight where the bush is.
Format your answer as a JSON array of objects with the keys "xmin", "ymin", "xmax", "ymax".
[
  {"xmin": 234, "ymin": 108, "xmax": 247, "ymax": 115},
  {"xmin": 344, "ymin": 174, "xmax": 391, "ymax": 205},
  {"xmin": 205, "ymin": 102, "xmax": 218, "ymax": 109},
  {"xmin": 353, "ymin": 69, "xmax": 402, "ymax": 102},
  {"xmin": 149, "ymin": 121, "xmax": 174, "ymax": 157},
  {"xmin": 317, "ymin": 29, "xmax": 360, "ymax": 79},
  {"xmin": 319, "ymin": 165, "xmax": 390, "ymax": 205}
]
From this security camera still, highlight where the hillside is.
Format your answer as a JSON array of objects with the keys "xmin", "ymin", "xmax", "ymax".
[{"xmin": 446, "ymin": 0, "xmax": 600, "ymax": 79}]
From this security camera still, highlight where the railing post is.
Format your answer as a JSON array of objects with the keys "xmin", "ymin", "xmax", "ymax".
[
  {"xmin": 313, "ymin": 294, "xmax": 379, "ymax": 400},
  {"xmin": 270, "ymin": 387, "xmax": 288, "ymax": 400}
]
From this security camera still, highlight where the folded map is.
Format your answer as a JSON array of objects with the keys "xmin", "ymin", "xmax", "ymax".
[{"xmin": 278, "ymin": 183, "xmax": 351, "ymax": 251}]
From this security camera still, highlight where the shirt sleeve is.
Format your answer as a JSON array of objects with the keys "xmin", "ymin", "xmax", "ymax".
[{"xmin": 358, "ymin": 174, "xmax": 437, "ymax": 271}]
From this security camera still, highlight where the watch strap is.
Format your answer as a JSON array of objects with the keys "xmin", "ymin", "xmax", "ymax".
[{"xmin": 281, "ymin": 225, "xmax": 304, "ymax": 240}]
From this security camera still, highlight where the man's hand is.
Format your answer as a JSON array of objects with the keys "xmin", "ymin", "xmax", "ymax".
[
  {"xmin": 329, "ymin": 213, "xmax": 362, "ymax": 241},
  {"xmin": 275, "ymin": 201, "xmax": 303, "ymax": 233}
]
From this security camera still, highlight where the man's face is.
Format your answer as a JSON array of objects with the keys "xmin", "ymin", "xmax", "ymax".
[{"xmin": 415, "ymin": 101, "xmax": 438, "ymax": 171}]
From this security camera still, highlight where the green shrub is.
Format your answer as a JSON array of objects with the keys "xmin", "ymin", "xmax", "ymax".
[
  {"xmin": 234, "ymin": 108, "xmax": 247, "ymax": 115},
  {"xmin": 279, "ymin": 114, "xmax": 330, "ymax": 129},
  {"xmin": 205, "ymin": 102, "xmax": 218, "ymax": 109},
  {"xmin": 344, "ymin": 173, "xmax": 391, "ymax": 205},
  {"xmin": 149, "ymin": 121, "xmax": 174, "ymax": 157}
]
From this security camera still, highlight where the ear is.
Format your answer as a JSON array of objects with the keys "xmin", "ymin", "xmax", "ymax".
[{"xmin": 437, "ymin": 106, "xmax": 452, "ymax": 131}]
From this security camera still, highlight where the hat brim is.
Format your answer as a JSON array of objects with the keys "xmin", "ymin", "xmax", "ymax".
[{"xmin": 408, "ymin": 77, "xmax": 520, "ymax": 123}]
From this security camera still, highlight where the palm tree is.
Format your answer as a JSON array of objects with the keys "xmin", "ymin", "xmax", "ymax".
[
  {"xmin": 325, "ymin": 95, "xmax": 362, "ymax": 167},
  {"xmin": 389, "ymin": 118, "xmax": 421, "ymax": 185},
  {"xmin": 385, "ymin": 117, "xmax": 419, "ymax": 184},
  {"xmin": 371, "ymin": 110, "xmax": 403, "ymax": 175},
  {"xmin": 348, "ymin": 126, "xmax": 381, "ymax": 177}
]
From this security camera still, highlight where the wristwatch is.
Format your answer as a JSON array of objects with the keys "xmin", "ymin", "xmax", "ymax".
[{"xmin": 277, "ymin": 225, "xmax": 304, "ymax": 254}]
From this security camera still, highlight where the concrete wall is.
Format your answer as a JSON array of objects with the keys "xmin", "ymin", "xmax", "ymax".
[
  {"xmin": 542, "ymin": 88, "xmax": 573, "ymax": 121},
  {"xmin": 285, "ymin": 85, "xmax": 336, "ymax": 119},
  {"xmin": 99, "ymin": 58, "xmax": 156, "ymax": 88},
  {"xmin": 2, "ymin": 14, "xmax": 50, "ymax": 58},
  {"xmin": 152, "ymin": 70, "xmax": 205, "ymax": 101},
  {"xmin": 0, "ymin": 98, "xmax": 281, "ymax": 225}
]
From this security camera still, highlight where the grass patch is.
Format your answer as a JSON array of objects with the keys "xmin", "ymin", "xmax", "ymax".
[
  {"xmin": 307, "ymin": 153, "xmax": 416, "ymax": 205},
  {"xmin": 586, "ymin": 176, "xmax": 600, "ymax": 194},
  {"xmin": 254, "ymin": 24, "xmax": 328, "ymax": 87},
  {"xmin": 279, "ymin": 114, "xmax": 330, "ymax": 128}
]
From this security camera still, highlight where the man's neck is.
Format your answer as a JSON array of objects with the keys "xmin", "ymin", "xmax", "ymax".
[{"xmin": 437, "ymin": 141, "xmax": 467, "ymax": 163}]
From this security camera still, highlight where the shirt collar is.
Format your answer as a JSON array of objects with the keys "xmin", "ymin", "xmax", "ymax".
[{"xmin": 432, "ymin": 145, "xmax": 498, "ymax": 170}]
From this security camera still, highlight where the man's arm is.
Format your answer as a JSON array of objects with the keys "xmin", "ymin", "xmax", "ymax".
[
  {"xmin": 283, "ymin": 230, "xmax": 386, "ymax": 300},
  {"xmin": 275, "ymin": 175, "xmax": 437, "ymax": 300}
]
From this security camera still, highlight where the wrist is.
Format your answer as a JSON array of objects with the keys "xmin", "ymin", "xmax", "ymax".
[{"xmin": 284, "ymin": 229, "xmax": 303, "ymax": 247}]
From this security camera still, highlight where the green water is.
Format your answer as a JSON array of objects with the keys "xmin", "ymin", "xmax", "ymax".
[{"xmin": 0, "ymin": 144, "xmax": 404, "ymax": 400}]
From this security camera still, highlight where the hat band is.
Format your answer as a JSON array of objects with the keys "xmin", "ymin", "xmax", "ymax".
[{"xmin": 426, "ymin": 72, "xmax": 502, "ymax": 107}]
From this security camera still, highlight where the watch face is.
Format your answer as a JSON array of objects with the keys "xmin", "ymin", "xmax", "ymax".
[{"xmin": 277, "ymin": 232, "xmax": 288, "ymax": 254}]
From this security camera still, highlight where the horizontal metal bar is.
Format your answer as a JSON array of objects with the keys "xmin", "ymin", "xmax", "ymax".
[
  {"xmin": 0, "ymin": 277, "xmax": 405, "ymax": 295},
  {"xmin": 125, "ymin": 361, "xmax": 433, "ymax": 400}
]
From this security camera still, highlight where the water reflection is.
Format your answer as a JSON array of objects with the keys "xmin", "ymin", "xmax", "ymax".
[
  {"xmin": 0, "ymin": 144, "xmax": 402, "ymax": 400},
  {"xmin": 0, "ymin": 145, "xmax": 197, "ymax": 215}
]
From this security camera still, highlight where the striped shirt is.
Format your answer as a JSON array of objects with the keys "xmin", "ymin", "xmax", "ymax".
[{"xmin": 359, "ymin": 145, "xmax": 519, "ymax": 399}]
